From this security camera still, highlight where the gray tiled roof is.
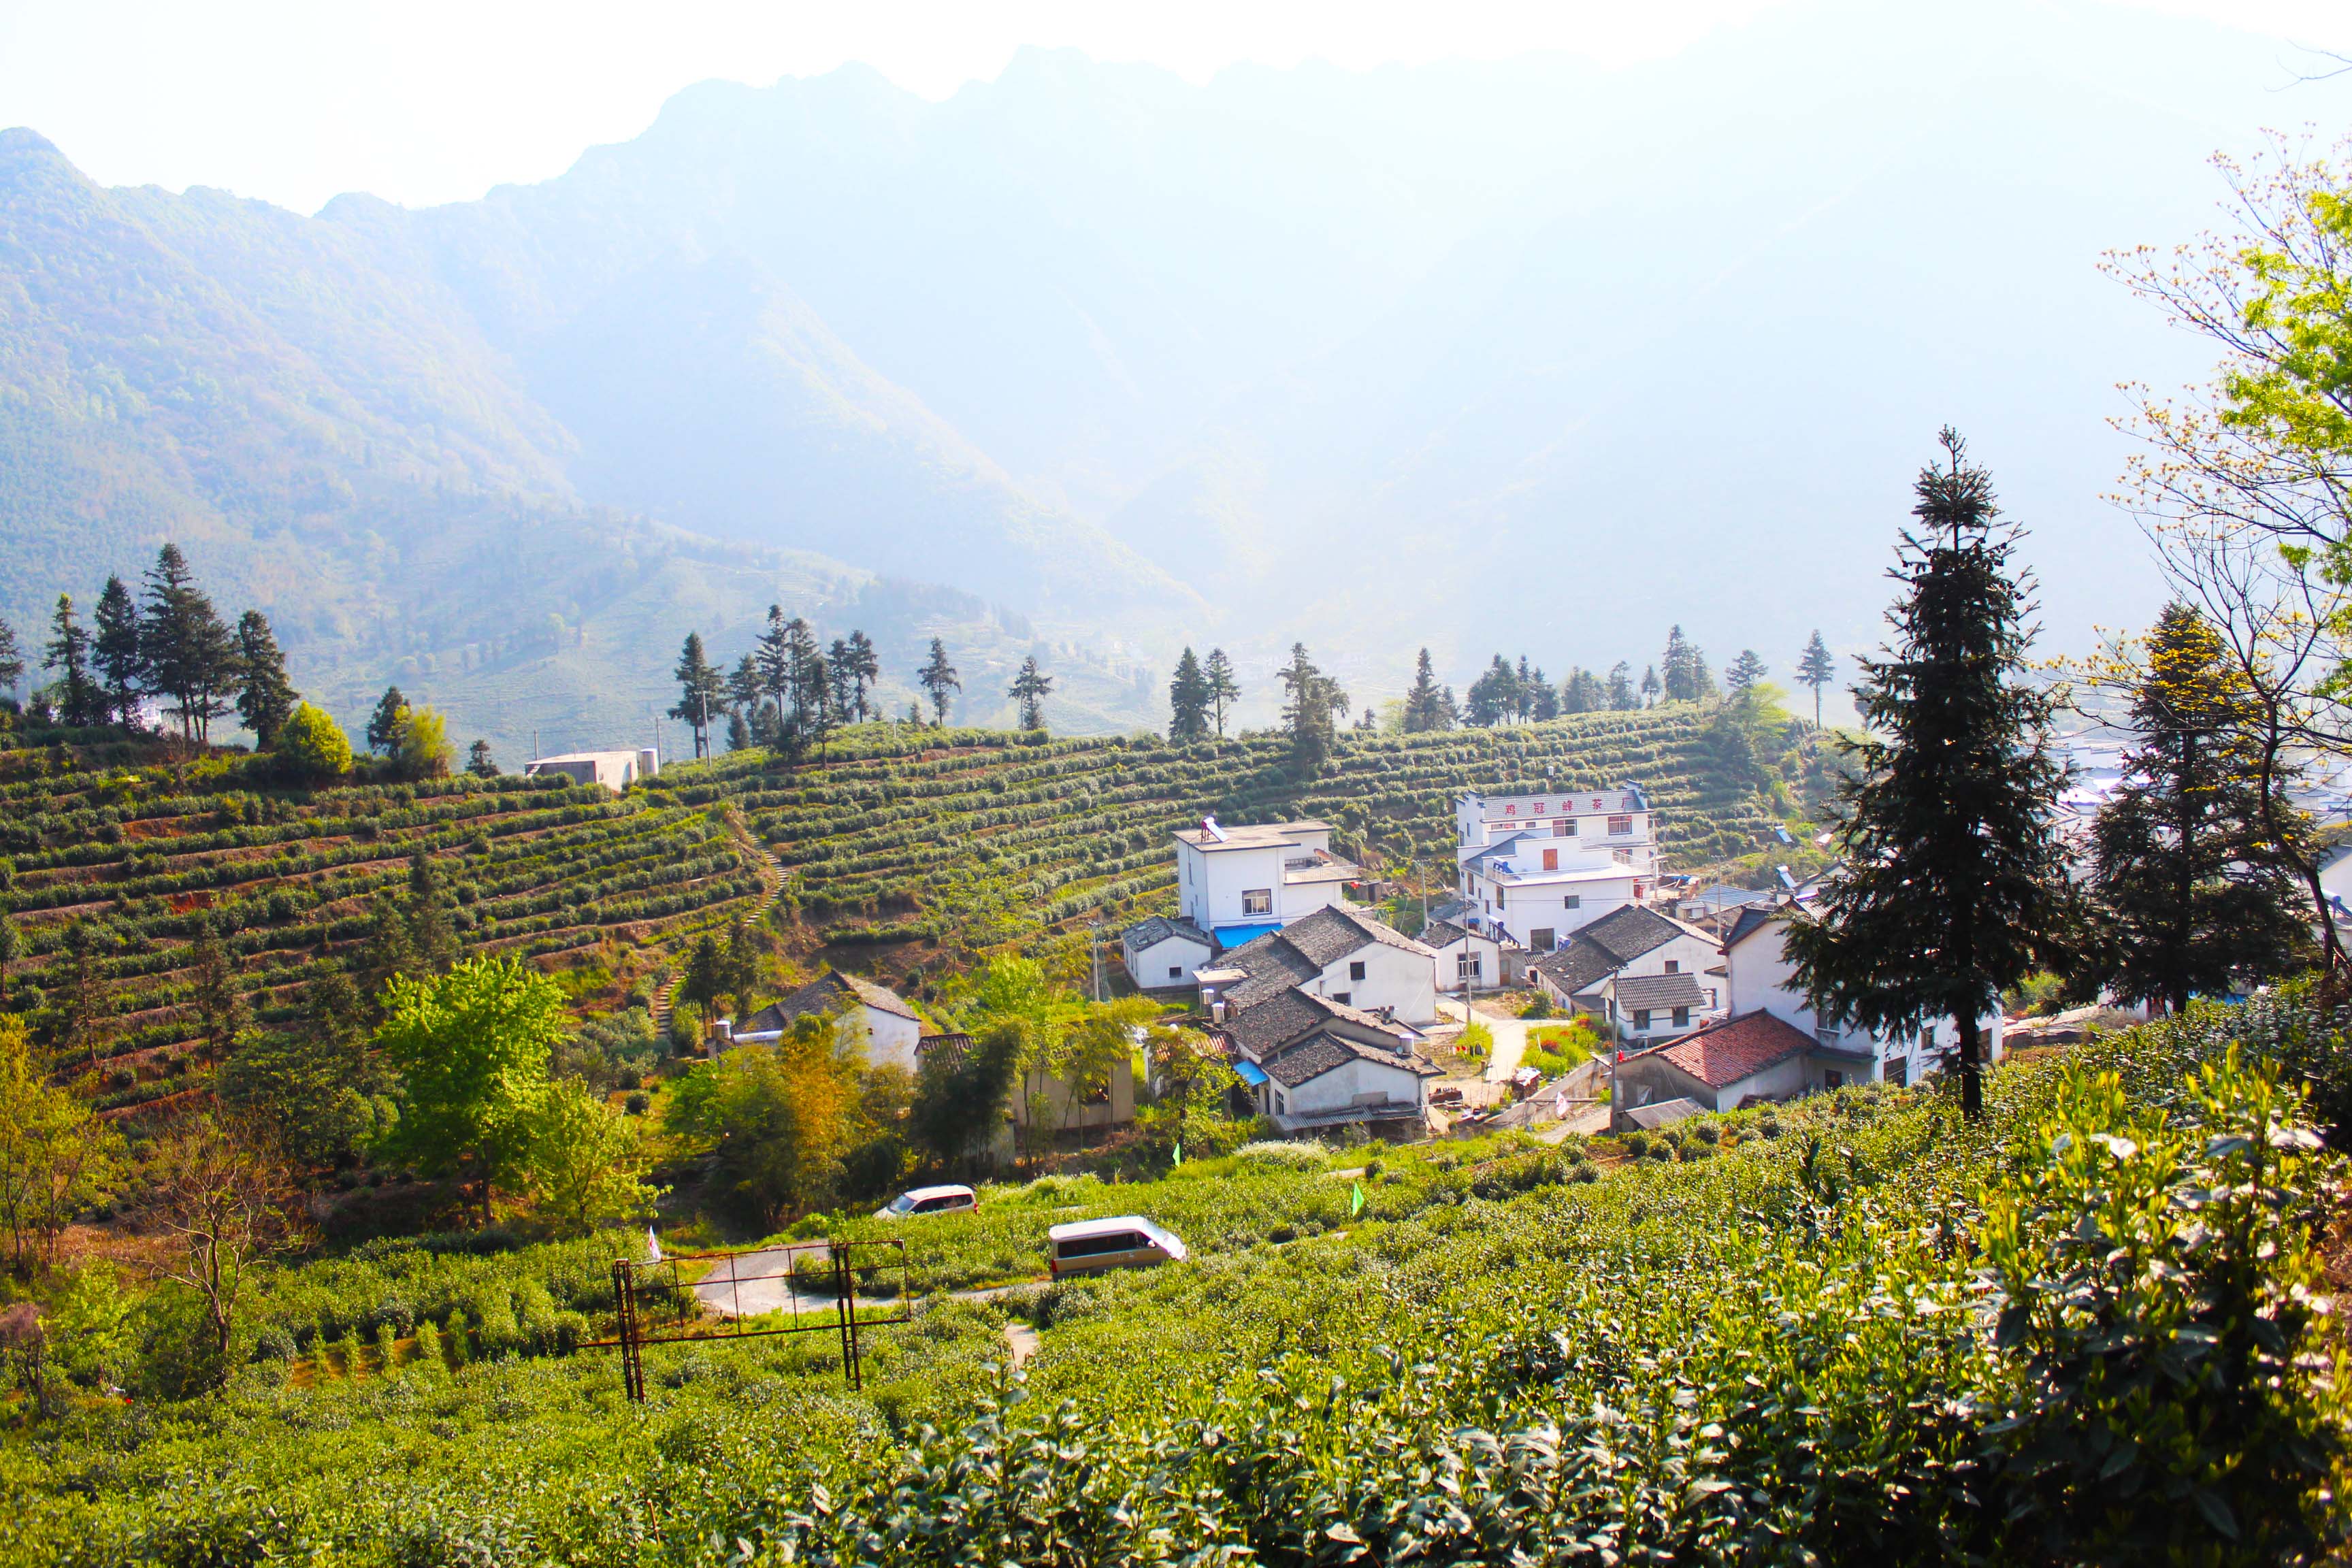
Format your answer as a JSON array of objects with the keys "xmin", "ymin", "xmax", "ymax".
[
  {"xmin": 1725, "ymin": 904, "xmax": 1784, "ymax": 950},
  {"xmin": 1612, "ymin": 972, "xmax": 1710, "ymax": 1012},
  {"xmin": 1531, "ymin": 942, "xmax": 1620, "ymax": 996},
  {"xmin": 1213, "ymin": 906, "xmax": 1431, "ymax": 1009},
  {"xmin": 1260, "ymin": 1028, "xmax": 1443, "ymax": 1088},
  {"xmin": 1121, "ymin": 915, "xmax": 1213, "ymax": 952},
  {"xmin": 1222, "ymin": 987, "xmax": 1409, "ymax": 1058},
  {"xmin": 745, "ymin": 970, "xmax": 919, "ymax": 1032}
]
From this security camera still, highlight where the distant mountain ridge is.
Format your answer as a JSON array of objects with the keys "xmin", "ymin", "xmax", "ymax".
[{"xmin": 4, "ymin": 0, "xmax": 2351, "ymax": 747}]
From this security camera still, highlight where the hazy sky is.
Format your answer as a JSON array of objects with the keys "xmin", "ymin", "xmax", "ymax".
[{"xmin": 4, "ymin": 0, "xmax": 2351, "ymax": 214}]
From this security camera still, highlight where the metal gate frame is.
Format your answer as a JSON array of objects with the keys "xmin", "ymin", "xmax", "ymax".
[{"xmin": 588, "ymin": 1237, "xmax": 910, "ymax": 1401}]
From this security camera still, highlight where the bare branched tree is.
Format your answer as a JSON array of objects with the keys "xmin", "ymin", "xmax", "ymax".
[{"xmin": 144, "ymin": 1114, "xmax": 305, "ymax": 1359}]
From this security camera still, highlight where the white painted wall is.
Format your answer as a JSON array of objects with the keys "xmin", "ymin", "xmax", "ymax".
[
  {"xmin": 1309, "ymin": 941, "xmax": 1438, "ymax": 1024},
  {"xmin": 1124, "ymin": 930, "xmax": 1213, "ymax": 989},
  {"xmin": 1180, "ymin": 841, "xmax": 1287, "ymax": 930},
  {"xmin": 1430, "ymin": 928, "xmax": 1503, "ymax": 992},
  {"xmin": 1463, "ymin": 863, "xmax": 1644, "ymax": 943},
  {"xmin": 1271, "ymin": 1055, "xmax": 1426, "ymax": 1118},
  {"xmin": 840, "ymin": 1004, "xmax": 924, "ymax": 1073},
  {"xmin": 1456, "ymin": 790, "xmax": 1656, "ymax": 872},
  {"xmin": 1727, "ymin": 916, "xmax": 2004, "ymax": 1085}
]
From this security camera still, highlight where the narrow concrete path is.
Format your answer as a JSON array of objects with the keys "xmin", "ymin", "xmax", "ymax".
[
  {"xmin": 1002, "ymin": 1321, "xmax": 1039, "ymax": 1369},
  {"xmin": 1436, "ymin": 995, "xmax": 1531, "ymax": 1083}
]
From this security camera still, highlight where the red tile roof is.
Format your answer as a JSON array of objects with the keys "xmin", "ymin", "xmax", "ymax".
[{"xmin": 1637, "ymin": 1009, "xmax": 1814, "ymax": 1089}]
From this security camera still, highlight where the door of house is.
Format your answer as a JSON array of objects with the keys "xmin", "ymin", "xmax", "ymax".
[{"xmin": 1541, "ymin": 848, "xmax": 1558, "ymax": 871}]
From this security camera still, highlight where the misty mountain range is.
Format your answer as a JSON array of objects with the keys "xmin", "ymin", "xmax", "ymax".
[{"xmin": 3, "ymin": 0, "xmax": 2347, "ymax": 754}]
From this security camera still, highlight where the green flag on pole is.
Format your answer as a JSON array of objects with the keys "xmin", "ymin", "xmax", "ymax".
[{"xmin": 1350, "ymin": 1181, "xmax": 1365, "ymax": 1218}]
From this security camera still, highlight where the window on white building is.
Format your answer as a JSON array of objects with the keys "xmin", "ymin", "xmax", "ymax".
[
  {"xmin": 1241, "ymin": 888, "xmax": 1271, "ymax": 915},
  {"xmin": 1332, "ymin": 992, "xmax": 1352, "ymax": 1005},
  {"xmin": 1563, "ymin": 895, "xmax": 1581, "ymax": 909},
  {"xmin": 1608, "ymin": 814, "xmax": 1632, "ymax": 836},
  {"xmin": 1529, "ymin": 928, "xmax": 1554, "ymax": 951},
  {"xmin": 1349, "ymin": 960, "xmax": 1367, "ymax": 981},
  {"xmin": 1554, "ymin": 818, "xmax": 1575, "ymax": 836},
  {"xmin": 1663, "ymin": 960, "xmax": 1679, "ymax": 974},
  {"xmin": 1633, "ymin": 1009, "xmax": 1652, "ymax": 1031},
  {"xmin": 1168, "ymin": 966, "xmax": 1183, "ymax": 981},
  {"xmin": 1457, "ymin": 954, "xmax": 1482, "ymax": 980},
  {"xmin": 1671, "ymin": 1006, "xmax": 1690, "ymax": 1027}
]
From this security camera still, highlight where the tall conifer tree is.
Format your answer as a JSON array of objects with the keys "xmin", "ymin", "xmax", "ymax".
[
  {"xmin": 1402, "ymin": 648, "xmax": 1448, "ymax": 732},
  {"xmin": 1008, "ymin": 657, "xmax": 1054, "ymax": 731},
  {"xmin": 93, "ymin": 575, "xmax": 144, "ymax": 728},
  {"xmin": 1784, "ymin": 431, "xmax": 2072, "ymax": 1119},
  {"xmin": 141, "ymin": 544, "xmax": 237, "ymax": 741},
  {"xmin": 917, "ymin": 639, "xmax": 960, "ymax": 728},
  {"xmin": 42, "ymin": 595, "xmax": 101, "ymax": 728},
  {"xmin": 1169, "ymin": 648, "xmax": 1213, "ymax": 740},
  {"xmin": 233, "ymin": 611, "xmax": 297, "ymax": 749},
  {"xmin": 0, "ymin": 614, "xmax": 22, "ymax": 703},
  {"xmin": 669, "ymin": 633, "xmax": 723, "ymax": 760},
  {"xmin": 1797, "ymin": 631, "xmax": 1837, "ymax": 729},
  {"xmin": 2083, "ymin": 604, "xmax": 2308, "ymax": 1012},
  {"xmin": 365, "ymin": 687, "xmax": 408, "ymax": 755},
  {"xmin": 1203, "ymin": 649, "xmax": 1239, "ymax": 740}
]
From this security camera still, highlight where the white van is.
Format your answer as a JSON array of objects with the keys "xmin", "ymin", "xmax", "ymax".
[
  {"xmin": 876, "ymin": 1184, "xmax": 978, "ymax": 1220},
  {"xmin": 1047, "ymin": 1216, "xmax": 1189, "ymax": 1279}
]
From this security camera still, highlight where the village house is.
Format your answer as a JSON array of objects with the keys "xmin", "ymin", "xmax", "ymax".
[
  {"xmin": 1722, "ymin": 902, "xmax": 2002, "ymax": 1085},
  {"xmin": 523, "ymin": 748, "xmax": 659, "ymax": 791},
  {"xmin": 1211, "ymin": 987, "xmax": 1441, "ymax": 1134},
  {"xmin": 1196, "ymin": 905, "xmax": 1440, "ymax": 1026},
  {"xmin": 1173, "ymin": 817, "xmax": 1361, "ymax": 949},
  {"xmin": 1418, "ymin": 916, "xmax": 1507, "ymax": 994},
  {"xmin": 1452, "ymin": 785, "xmax": 1657, "ymax": 948},
  {"xmin": 724, "ymin": 970, "xmax": 925, "ymax": 1071},
  {"xmin": 1119, "ymin": 914, "xmax": 1216, "ymax": 991},
  {"xmin": 1527, "ymin": 904, "xmax": 1724, "ymax": 1045},
  {"xmin": 1610, "ymin": 1009, "xmax": 1876, "ymax": 1128}
]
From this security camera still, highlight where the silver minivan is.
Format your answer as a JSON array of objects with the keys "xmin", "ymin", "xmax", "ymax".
[
  {"xmin": 876, "ymin": 1183, "xmax": 978, "ymax": 1220},
  {"xmin": 1047, "ymin": 1215, "xmax": 1189, "ymax": 1279}
]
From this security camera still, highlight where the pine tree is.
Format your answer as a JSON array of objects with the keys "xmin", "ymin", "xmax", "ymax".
[
  {"xmin": 1562, "ymin": 667, "xmax": 1606, "ymax": 713},
  {"xmin": 1639, "ymin": 665, "xmax": 1661, "ymax": 706},
  {"xmin": 93, "ymin": 575, "xmax": 144, "ymax": 728},
  {"xmin": 1169, "ymin": 648, "xmax": 1213, "ymax": 740},
  {"xmin": 844, "ymin": 630, "xmax": 879, "ymax": 721},
  {"xmin": 2083, "ymin": 604, "xmax": 2308, "ymax": 1013},
  {"xmin": 234, "ymin": 611, "xmax": 297, "ymax": 749},
  {"xmin": 1606, "ymin": 662, "xmax": 1635, "ymax": 709},
  {"xmin": 1531, "ymin": 668, "xmax": 1560, "ymax": 721},
  {"xmin": 827, "ymin": 640, "xmax": 858, "ymax": 728},
  {"xmin": 1797, "ymin": 631, "xmax": 1837, "ymax": 730},
  {"xmin": 404, "ymin": 851, "xmax": 459, "ymax": 977},
  {"xmin": 1464, "ymin": 655, "xmax": 1514, "ymax": 727},
  {"xmin": 753, "ymin": 606, "xmax": 794, "ymax": 725},
  {"xmin": 1277, "ymin": 643, "xmax": 1348, "ymax": 770},
  {"xmin": 1725, "ymin": 649, "xmax": 1769, "ymax": 697},
  {"xmin": 725, "ymin": 711, "xmax": 753, "ymax": 752},
  {"xmin": 355, "ymin": 892, "xmax": 416, "ymax": 1013},
  {"xmin": 669, "ymin": 633, "xmax": 723, "ymax": 760},
  {"xmin": 365, "ymin": 687, "xmax": 408, "ymax": 755},
  {"xmin": 1008, "ymin": 657, "xmax": 1054, "ymax": 731},
  {"xmin": 0, "ymin": 613, "xmax": 22, "ymax": 704},
  {"xmin": 42, "ymin": 595, "xmax": 102, "ymax": 728},
  {"xmin": 917, "ymin": 639, "xmax": 960, "ymax": 728},
  {"xmin": 186, "ymin": 918, "xmax": 248, "ymax": 1060},
  {"xmin": 1437, "ymin": 685, "xmax": 1460, "ymax": 728},
  {"xmin": 1783, "ymin": 430, "xmax": 2072, "ymax": 1120},
  {"xmin": 140, "ymin": 544, "xmax": 237, "ymax": 741},
  {"xmin": 1402, "ymin": 649, "xmax": 1448, "ymax": 732},
  {"xmin": 1661, "ymin": 626, "xmax": 1712, "ymax": 703},
  {"xmin": 466, "ymin": 740, "xmax": 499, "ymax": 779},
  {"xmin": 1203, "ymin": 649, "xmax": 1240, "ymax": 740}
]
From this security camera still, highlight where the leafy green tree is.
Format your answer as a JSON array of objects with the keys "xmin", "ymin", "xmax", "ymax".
[
  {"xmin": 42, "ymin": 595, "xmax": 101, "ymax": 728},
  {"xmin": 917, "ymin": 638, "xmax": 960, "ymax": 727},
  {"xmin": 1203, "ymin": 647, "xmax": 1239, "ymax": 739},
  {"xmin": 676, "ymin": 934, "xmax": 728, "ymax": 1016},
  {"xmin": 466, "ymin": 739, "xmax": 498, "ymax": 778},
  {"xmin": 1401, "ymin": 648, "xmax": 1450, "ymax": 732},
  {"xmin": 1797, "ymin": 631, "xmax": 1837, "ymax": 728},
  {"xmin": 2083, "ymin": 604, "xmax": 2309, "ymax": 1013},
  {"xmin": 232, "ymin": 611, "xmax": 296, "ymax": 749},
  {"xmin": 373, "ymin": 956, "xmax": 570, "ymax": 1225},
  {"xmin": 217, "ymin": 974, "xmax": 388, "ymax": 1175},
  {"xmin": 662, "ymin": 1015, "xmax": 862, "ymax": 1226},
  {"xmin": 906, "ymin": 1024, "xmax": 1020, "ymax": 1170},
  {"xmin": 1008, "ymin": 656, "xmax": 1054, "ymax": 731},
  {"xmin": 140, "ymin": 545, "xmax": 238, "ymax": 741},
  {"xmin": 364, "ymin": 687, "xmax": 407, "ymax": 755},
  {"xmin": 387, "ymin": 704, "xmax": 453, "ymax": 779},
  {"xmin": 669, "ymin": 632, "xmax": 723, "ymax": 760},
  {"xmin": 92, "ymin": 575, "xmax": 143, "ymax": 728},
  {"xmin": 527, "ymin": 1079, "xmax": 656, "ymax": 1234},
  {"xmin": 0, "ymin": 1017, "xmax": 119, "ymax": 1279},
  {"xmin": 1784, "ymin": 431, "xmax": 2072, "ymax": 1120},
  {"xmin": 1277, "ymin": 642, "xmax": 1347, "ymax": 770},
  {"xmin": 0, "ymin": 613, "xmax": 22, "ymax": 703},
  {"xmin": 276, "ymin": 702, "xmax": 351, "ymax": 781},
  {"xmin": 1561, "ymin": 667, "xmax": 1606, "ymax": 713},
  {"xmin": 1169, "ymin": 647, "xmax": 1213, "ymax": 740}
]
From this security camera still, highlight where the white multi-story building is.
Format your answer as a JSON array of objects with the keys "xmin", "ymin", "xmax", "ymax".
[
  {"xmin": 1452, "ymin": 786, "xmax": 1658, "ymax": 947},
  {"xmin": 1173, "ymin": 817, "xmax": 1360, "ymax": 948}
]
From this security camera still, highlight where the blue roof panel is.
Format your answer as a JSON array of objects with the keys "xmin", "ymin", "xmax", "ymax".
[
  {"xmin": 1213, "ymin": 921, "xmax": 1285, "ymax": 949},
  {"xmin": 1232, "ymin": 1059, "xmax": 1269, "ymax": 1085}
]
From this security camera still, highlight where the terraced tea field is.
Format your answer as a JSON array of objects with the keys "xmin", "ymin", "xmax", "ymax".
[
  {"xmin": 0, "ymin": 747, "xmax": 761, "ymax": 1109},
  {"xmin": 660, "ymin": 707, "xmax": 1786, "ymax": 998}
]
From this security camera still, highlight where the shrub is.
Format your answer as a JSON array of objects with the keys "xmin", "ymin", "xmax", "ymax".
[
  {"xmin": 275, "ymin": 703, "xmax": 353, "ymax": 781},
  {"xmin": 1235, "ymin": 1141, "xmax": 1326, "ymax": 1171}
]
